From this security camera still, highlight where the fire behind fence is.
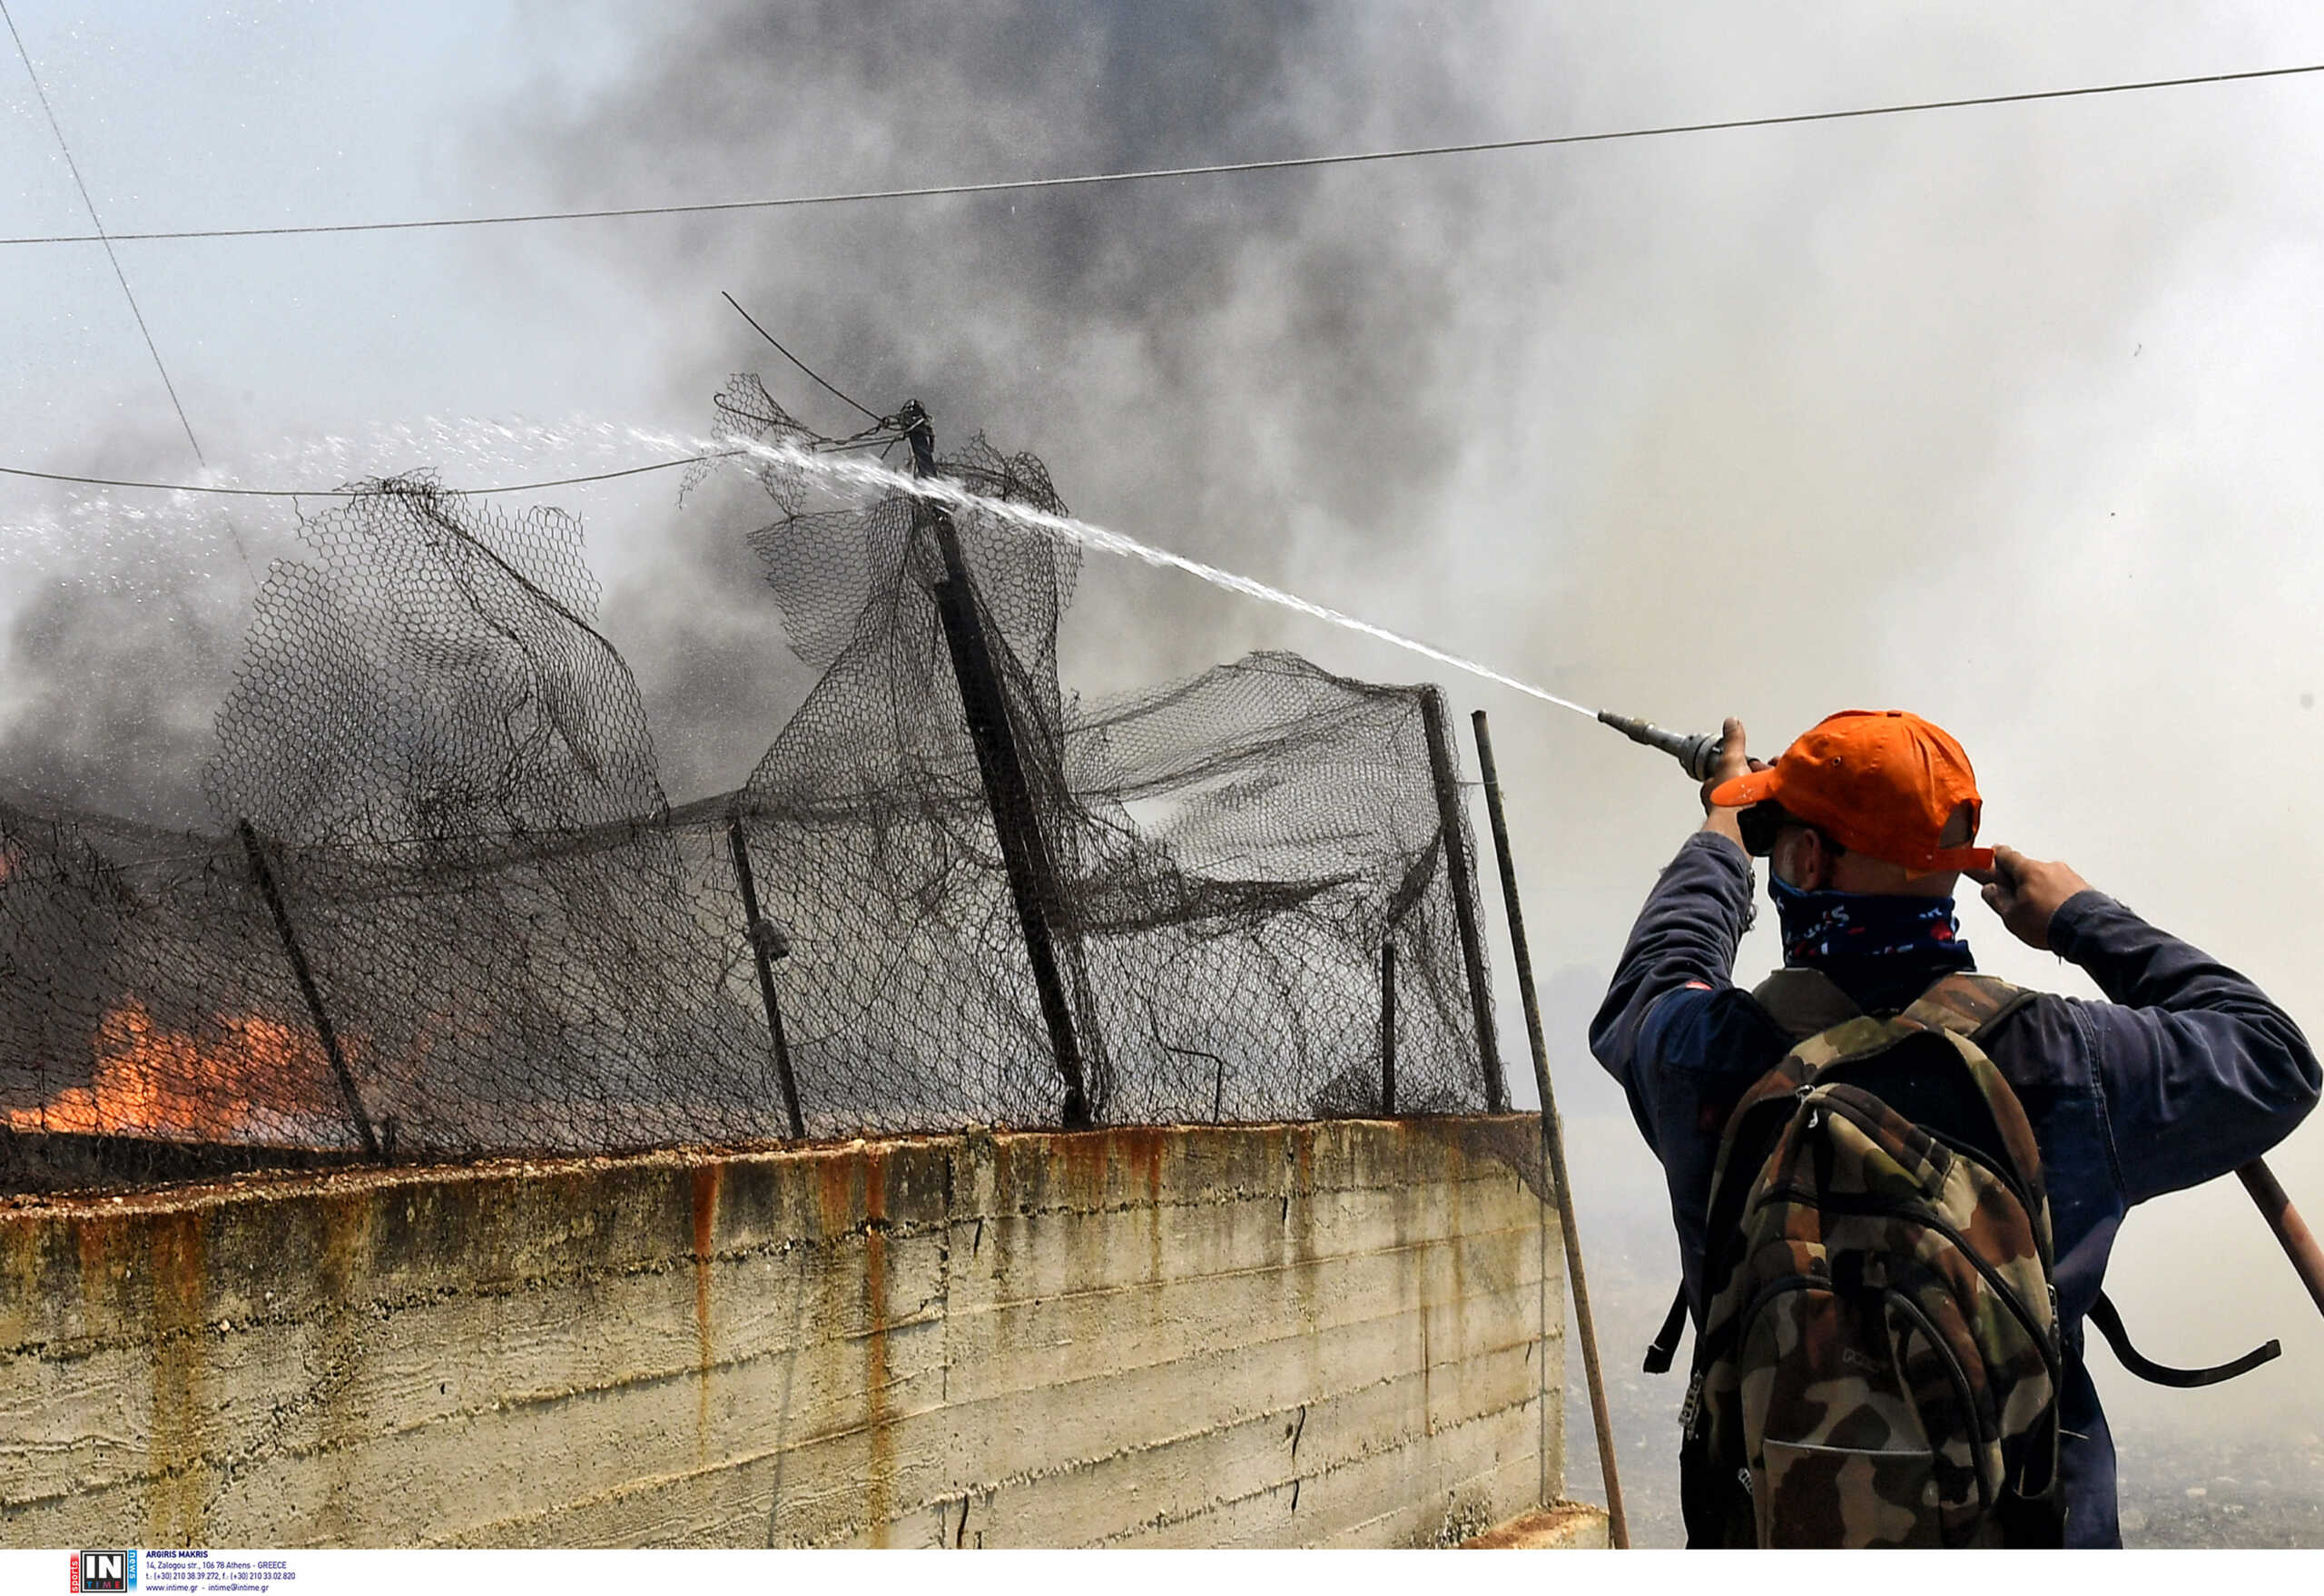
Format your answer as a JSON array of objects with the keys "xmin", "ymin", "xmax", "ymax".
[{"xmin": 0, "ymin": 382, "xmax": 1506, "ymax": 1192}]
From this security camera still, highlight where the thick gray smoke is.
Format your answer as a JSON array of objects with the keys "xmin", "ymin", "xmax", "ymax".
[
  {"xmin": 0, "ymin": 417, "xmax": 269, "ymax": 829},
  {"xmin": 0, "ymin": 557, "xmax": 239, "ymax": 825},
  {"xmin": 500, "ymin": 0, "xmax": 1504, "ymax": 793}
]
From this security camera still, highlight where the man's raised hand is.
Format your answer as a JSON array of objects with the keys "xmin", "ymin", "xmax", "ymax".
[
  {"xmin": 1968, "ymin": 844, "xmax": 2093, "ymax": 951},
  {"xmin": 1699, "ymin": 717, "xmax": 1763, "ymax": 812}
]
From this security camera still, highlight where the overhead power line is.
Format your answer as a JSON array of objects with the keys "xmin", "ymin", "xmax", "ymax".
[
  {"xmin": 1, "ymin": 0, "xmax": 208, "ymax": 466},
  {"xmin": 3, "ymin": 60, "xmax": 2320, "ymax": 250},
  {"xmin": 0, "ymin": 451, "xmax": 740, "ymax": 500},
  {"xmin": 1, "ymin": 0, "xmax": 264, "ymax": 585}
]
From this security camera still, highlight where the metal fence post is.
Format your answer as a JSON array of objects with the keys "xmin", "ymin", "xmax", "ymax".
[
  {"xmin": 1471, "ymin": 711, "xmax": 1629, "ymax": 1547},
  {"xmin": 1380, "ymin": 939, "xmax": 1398, "ymax": 1115},
  {"xmin": 726, "ymin": 813, "xmax": 806, "ymax": 1139},
  {"xmin": 1419, "ymin": 685, "xmax": 1509, "ymax": 1112},
  {"xmin": 237, "ymin": 819, "xmax": 383, "ymax": 1163},
  {"xmin": 903, "ymin": 405, "xmax": 1092, "ymax": 1128}
]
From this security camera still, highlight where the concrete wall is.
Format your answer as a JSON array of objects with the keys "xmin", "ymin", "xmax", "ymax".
[{"xmin": 1, "ymin": 1117, "xmax": 1563, "ymax": 1548}]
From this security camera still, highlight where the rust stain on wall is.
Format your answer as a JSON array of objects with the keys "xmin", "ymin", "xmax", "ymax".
[
  {"xmin": 1114, "ymin": 1124, "xmax": 1167, "ymax": 1199},
  {"xmin": 862, "ymin": 1147, "xmax": 893, "ymax": 1547},
  {"xmin": 317, "ymin": 1190, "xmax": 375, "ymax": 1545},
  {"xmin": 0, "ymin": 1210, "xmax": 46, "ymax": 1350},
  {"xmin": 691, "ymin": 1161, "xmax": 724, "ymax": 1467},
  {"xmin": 146, "ymin": 1208, "xmax": 209, "ymax": 1546},
  {"xmin": 5, "ymin": 1116, "xmax": 1558, "ymax": 1549},
  {"xmin": 1140, "ymin": 1128, "xmax": 1165, "ymax": 1285},
  {"xmin": 814, "ymin": 1147, "xmax": 854, "ymax": 1238},
  {"xmin": 70, "ymin": 1210, "xmax": 123, "ymax": 1349},
  {"xmin": 74, "ymin": 1207, "xmax": 113, "ymax": 1293},
  {"xmin": 1289, "ymin": 1123, "xmax": 1318, "ymax": 1262},
  {"xmin": 1055, "ymin": 1123, "xmax": 1109, "ymax": 1206}
]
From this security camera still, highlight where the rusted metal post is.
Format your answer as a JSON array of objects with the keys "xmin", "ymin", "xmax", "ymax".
[
  {"xmin": 1380, "ymin": 939, "xmax": 1398, "ymax": 1115},
  {"xmin": 1471, "ymin": 711, "xmax": 1630, "ymax": 1548},
  {"xmin": 1420, "ymin": 685, "xmax": 1509, "ymax": 1112},
  {"xmin": 2240, "ymin": 1158, "xmax": 2324, "ymax": 1317},
  {"xmin": 903, "ymin": 405, "xmax": 1091, "ymax": 1128},
  {"xmin": 237, "ymin": 819, "xmax": 382, "ymax": 1163},
  {"xmin": 727, "ymin": 813, "xmax": 806, "ymax": 1139}
]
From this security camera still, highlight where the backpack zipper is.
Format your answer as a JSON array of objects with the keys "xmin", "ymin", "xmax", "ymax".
[
  {"xmin": 1709, "ymin": 1268, "xmax": 2005, "ymax": 1529},
  {"xmin": 1807, "ymin": 1188, "xmax": 2062, "ymax": 1383},
  {"xmin": 1861, "ymin": 1102, "xmax": 2055, "ymax": 1275},
  {"xmin": 1776, "ymin": 1089, "xmax": 2058, "ymax": 1278},
  {"xmin": 1696, "ymin": 1092, "xmax": 1817, "ymax": 1310},
  {"xmin": 1882, "ymin": 1286, "xmax": 1998, "ymax": 1520},
  {"xmin": 1679, "ymin": 1368, "xmax": 1707, "ymax": 1436},
  {"xmin": 1760, "ymin": 1084, "xmax": 2062, "ymax": 1303},
  {"xmin": 1703, "ymin": 1271, "xmax": 2002, "ymax": 1530},
  {"xmin": 1686, "ymin": 1270, "xmax": 1827, "ymax": 1437},
  {"xmin": 1928, "ymin": 1129, "xmax": 2049, "ymax": 1259},
  {"xmin": 1807, "ymin": 1093, "xmax": 2062, "ymax": 1357}
]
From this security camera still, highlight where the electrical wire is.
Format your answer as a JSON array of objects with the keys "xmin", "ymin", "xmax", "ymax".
[
  {"xmin": 3, "ymin": 60, "xmax": 2320, "ymax": 250},
  {"xmin": 720, "ymin": 291, "xmax": 881, "ymax": 422},
  {"xmin": 1, "ymin": 0, "xmax": 265, "ymax": 584},
  {"xmin": 2, "ymin": 0, "xmax": 207, "ymax": 465},
  {"xmin": 0, "ymin": 452, "xmax": 743, "ymax": 500}
]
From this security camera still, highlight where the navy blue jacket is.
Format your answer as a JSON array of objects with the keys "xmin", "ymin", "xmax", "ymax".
[{"xmin": 1590, "ymin": 831, "xmax": 2320, "ymax": 1548}]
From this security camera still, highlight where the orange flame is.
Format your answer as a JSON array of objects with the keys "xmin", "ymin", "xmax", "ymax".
[{"xmin": 6, "ymin": 1001, "xmax": 334, "ymax": 1142}]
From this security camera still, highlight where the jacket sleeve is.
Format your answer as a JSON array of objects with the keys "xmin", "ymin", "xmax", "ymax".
[
  {"xmin": 2049, "ymin": 889, "xmax": 2321, "ymax": 1203},
  {"xmin": 1589, "ymin": 831, "xmax": 1774, "ymax": 1156}
]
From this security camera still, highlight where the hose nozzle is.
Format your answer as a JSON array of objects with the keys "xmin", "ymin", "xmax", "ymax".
[{"xmin": 1598, "ymin": 710, "xmax": 1725, "ymax": 782}]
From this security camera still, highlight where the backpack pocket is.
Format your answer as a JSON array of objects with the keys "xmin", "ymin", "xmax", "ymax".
[
  {"xmin": 1738, "ymin": 1276, "xmax": 1973, "ymax": 1548},
  {"xmin": 1758, "ymin": 1438, "xmax": 1943, "ymax": 1548}
]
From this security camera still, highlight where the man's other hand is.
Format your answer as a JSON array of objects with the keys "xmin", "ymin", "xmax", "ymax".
[{"xmin": 1969, "ymin": 844, "xmax": 2093, "ymax": 951}]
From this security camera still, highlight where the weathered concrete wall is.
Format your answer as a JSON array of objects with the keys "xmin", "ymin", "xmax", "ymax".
[{"xmin": 1, "ymin": 1117, "xmax": 1562, "ymax": 1548}]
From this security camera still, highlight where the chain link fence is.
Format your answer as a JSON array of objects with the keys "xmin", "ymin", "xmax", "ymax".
[{"xmin": 0, "ymin": 387, "xmax": 1505, "ymax": 1193}]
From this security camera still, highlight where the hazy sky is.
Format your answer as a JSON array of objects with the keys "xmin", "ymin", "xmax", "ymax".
[{"xmin": 6, "ymin": 0, "xmax": 2324, "ymax": 1471}]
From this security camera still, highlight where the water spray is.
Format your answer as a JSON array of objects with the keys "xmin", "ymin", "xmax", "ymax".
[
  {"xmin": 0, "ymin": 415, "xmax": 1792, "ymax": 788},
  {"xmin": 677, "ymin": 426, "xmax": 1747, "ymax": 784}
]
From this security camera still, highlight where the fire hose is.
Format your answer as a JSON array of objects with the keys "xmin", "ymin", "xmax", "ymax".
[{"xmin": 2239, "ymin": 1159, "xmax": 2324, "ymax": 1317}]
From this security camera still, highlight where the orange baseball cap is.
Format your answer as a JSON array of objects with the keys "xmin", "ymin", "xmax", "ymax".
[{"xmin": 1708, "ymin": 709, "xmax": 1992, "ymax": 874}]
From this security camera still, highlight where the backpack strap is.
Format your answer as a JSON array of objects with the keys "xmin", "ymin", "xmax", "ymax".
[
  {"xmin": 1904, "ymin": 975, "xmax": 2283, "ymax": 1389},
  {"xmin": 2086, "ymin": 1291, "xmax": 2282, "ymax": 1387},
  {"xmin": 1643, "ymin": 1282, "xmax": 1690, "ymax": 1374},
  {"xmin": 1749, "ymin": 967, "xmax": 1862, "ymax": 1041},
  {"xmin": 1646, "ymin": 972, "xmax": 1861, "ymax": 1377},
  {"xmin": 1900, "ymin": 970, "xmax": 2036, "ymax": 1039}
]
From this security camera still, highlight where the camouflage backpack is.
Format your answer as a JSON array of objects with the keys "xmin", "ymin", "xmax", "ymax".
[{"xmin": 1671, "ymin": 970, "xmax": 2065, "ymax": 1548}]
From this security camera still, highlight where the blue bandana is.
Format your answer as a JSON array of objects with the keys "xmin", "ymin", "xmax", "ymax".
[{"xmin": 1768, "ymin": 875, "xmax": 1974, "ymax": 972}]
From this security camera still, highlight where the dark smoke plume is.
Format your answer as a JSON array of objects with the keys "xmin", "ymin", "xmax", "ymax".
[
  {"xmin": 504, "ymin": 1, "xmax": 1504, "ymax": 793},
  {"xmin": 0, "ymin": 560, "xmax": 241, "ymax": 827},
  {"xmin": 0, "ymin": 412, "xmax": 274, "ymax": 829}
]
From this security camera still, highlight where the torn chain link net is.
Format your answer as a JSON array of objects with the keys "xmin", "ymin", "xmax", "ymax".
[{"xmin": 0, "ymin": 381, "xmax": 1498, "ymax": 1191}]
